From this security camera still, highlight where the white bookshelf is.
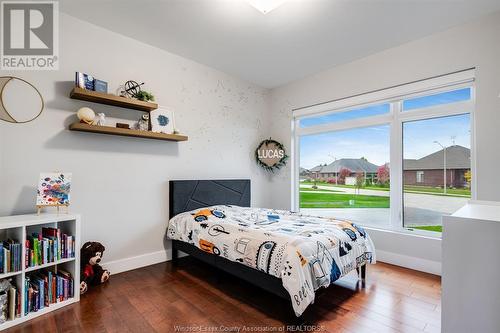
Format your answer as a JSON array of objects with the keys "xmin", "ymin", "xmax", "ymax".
[{"xmin": 0, "ymin": 213, "xmax": 80, "ymax": 331}]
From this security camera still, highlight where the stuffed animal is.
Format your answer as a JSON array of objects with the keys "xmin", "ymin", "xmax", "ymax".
[{"xmin": 80, "ymin": 241, "xmax": 110, "ymax": 294}]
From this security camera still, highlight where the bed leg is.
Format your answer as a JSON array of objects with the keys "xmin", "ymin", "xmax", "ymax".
[
  {"xmin": 356, "ymin": 264, "xmax": 366, "ymax": 289},
  {"xmin": 289, "ymin": 302, "xmax": 306, "ymax": 326},
  {"xmin": 294, "ymin": 315, "xmax": 305, "ymax": 326},
  {"xmin": 171, "ymin": 243, "xmax": 179, "ymax": 267}
]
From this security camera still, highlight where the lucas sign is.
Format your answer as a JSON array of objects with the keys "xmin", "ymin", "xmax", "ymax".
[{"xmin": 255, "ymin": 138, "xmax": 288, "ymax": 172}]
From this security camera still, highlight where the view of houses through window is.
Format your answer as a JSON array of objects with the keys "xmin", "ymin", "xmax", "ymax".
[
  {"xmin": 296, "ymin": 84, "xmax": 472, "ymax": 235},
  {"xmin": 402, "ymin": 113, "xmax": 471, "ymax": 232},
  {"xmin": 299, "ymin": 125, "xmax": 391, "ymax": 229}
]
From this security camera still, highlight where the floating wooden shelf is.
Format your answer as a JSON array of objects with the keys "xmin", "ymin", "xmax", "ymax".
[
  {"xmin": 70, "ymin": 87, "xmax": 158, "ymax": 112},
  {"xmin": 69, "ymin": 122, "xmax": 188, "ymax": 142}
]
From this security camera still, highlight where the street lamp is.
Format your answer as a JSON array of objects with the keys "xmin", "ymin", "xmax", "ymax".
[
  {"xmin": 328, "ymin": 154, "xmax": 338, "ymax": 185},
  {"xmin": 434, "ymin": 141, "xmax": 447, "ymax": 194}
]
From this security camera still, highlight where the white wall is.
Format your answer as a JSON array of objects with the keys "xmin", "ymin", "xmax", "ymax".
[
  {"xmin": 2, "ymin": 10, "xmax": 499, "ymax": 276},
  {"xmin": 269, "ymin": 11, "xmax": 500, "ymax": 273},
  {"xmin": 0, "ymin": 14, "xmax": 271, "ymax": 272}
]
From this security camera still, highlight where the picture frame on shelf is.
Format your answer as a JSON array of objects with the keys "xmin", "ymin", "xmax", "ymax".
[
  {"xmin": 36, "ymin": 172, "xmax": 72, "ymax": 214},
  {"xmin": 150, "ymin": 107, "xmax": 175, "ymax": 134}
]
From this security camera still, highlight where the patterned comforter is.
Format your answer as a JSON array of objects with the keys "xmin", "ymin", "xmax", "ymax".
[{"xmin": 167, "ymin": 205, "xmax": 375, "ymax": 316}]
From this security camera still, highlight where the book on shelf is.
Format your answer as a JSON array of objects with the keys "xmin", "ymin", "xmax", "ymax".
[
  {"xmin": 0, "ymin": 279, "xmax": 21, "ymax": 324},
  {"xmin": 26, "ymin": 228, "xmax": 75, "ymax": 268},
  {"xmin": 0, "ymin": 239, "xmax": 22, "ymax": 274},
  {"xmin": 25, "ymin": 270, "xmax": 74, "ymax": 314}
]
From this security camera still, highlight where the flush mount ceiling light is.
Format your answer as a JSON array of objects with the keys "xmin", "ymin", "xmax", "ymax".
[{"xmin": 245, "ymin": 0, "xmax": 289, "ymax": 14}]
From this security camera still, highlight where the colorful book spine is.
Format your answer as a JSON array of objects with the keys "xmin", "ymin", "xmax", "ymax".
[
  {"xmin": 24, "ymin": 270, "xmax": 74, "ymax": 314},
  {"xmin": 0, "ymin": 243, "xmax": 21, "ymax": 273},
  {"xmin": 26, "ymin": 229, "xmax": 75, "ymax": 268}
]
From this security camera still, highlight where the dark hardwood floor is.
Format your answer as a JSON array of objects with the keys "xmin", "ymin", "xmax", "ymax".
[{"xmin": 7, "ymin": 257, "xmax": 441, "ymax": 333}]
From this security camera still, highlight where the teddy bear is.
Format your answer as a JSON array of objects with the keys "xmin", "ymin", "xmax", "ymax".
[{"xmin": 80, "ymin": 241, "xmax": 110, "ymax": 294}]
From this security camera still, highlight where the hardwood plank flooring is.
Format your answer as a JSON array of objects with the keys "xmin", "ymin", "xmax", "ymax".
[{"xmin": 6, "ymin": 258, "xmax": 441, "ymax": 333}]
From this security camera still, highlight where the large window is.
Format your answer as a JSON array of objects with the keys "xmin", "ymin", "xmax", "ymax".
[
  {"xmin": 293, "ymin": 70, "xmax": 474, "ymax": 236},
  {"xmin": 299, "ymin": 125, "xmax": 390, "ymax": 229},
  {"xmin": 403, "ymin": 114, "xmax": 471, "ymax": 232}
]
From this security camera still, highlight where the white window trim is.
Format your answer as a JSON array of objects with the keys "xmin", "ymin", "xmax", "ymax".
[
  {"xmin": 291, "ymin": 69, "xmax": 476, "ymax": 237},
  {"xmin": 293, "ymin": 69, "xmax": 474, "ymax": 117}
]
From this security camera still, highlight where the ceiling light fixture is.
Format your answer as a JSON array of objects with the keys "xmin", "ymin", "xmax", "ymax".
[{"xmin": 246, "ymin": 0, "xmax": 289, "ymax": 14}]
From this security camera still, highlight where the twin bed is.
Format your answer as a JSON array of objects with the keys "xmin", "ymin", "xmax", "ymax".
[{"xmin": 167, "ymin": 179, "xmax": 375, "ymax": 317}]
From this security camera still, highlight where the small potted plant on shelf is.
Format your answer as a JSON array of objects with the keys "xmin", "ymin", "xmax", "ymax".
[{"xmin": 133, "ymin": 90, "xmax": 155, "ymax": 102}]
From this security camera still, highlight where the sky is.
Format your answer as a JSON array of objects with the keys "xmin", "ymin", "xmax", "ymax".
[{"xmin": 300, "ymin": 88, "xmax": 471, "ymax": 169}]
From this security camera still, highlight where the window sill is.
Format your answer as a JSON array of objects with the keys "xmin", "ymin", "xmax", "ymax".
[{"xmin": 362, "ymin": 225, "xmax": 442, "ymax": 240}]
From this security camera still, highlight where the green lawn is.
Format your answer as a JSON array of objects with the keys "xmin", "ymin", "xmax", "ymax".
[
  {"xmin": 410, "ymin": 225, "xmax": 443, "ymax": 232},
  {"xmin": 299, "ymin": 187, "xmax": 342, "ymax": 193},
  {"xmin": 301, "ymin": 181, "xmax": 390, "ymax": 191},
  {"xmin": 325, "ymin": 184, "xmax": 390, "ymax": 191},
  {"xmin": 301, "ymin": 181, "xmax": 470, "ymax": 197},
  {"xmin": 403, "ymin": 186, "xmax": 470, "ymax": 196},
  {"xmin": 300, "ymin": 192, "xmax": 390, "ymax": 208}
]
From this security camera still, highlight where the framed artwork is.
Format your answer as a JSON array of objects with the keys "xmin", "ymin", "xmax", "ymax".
[
  {"xmin": 150, "ymin": 107, "xmax": 175, "ymax": 134},
  {"xmin": 36, "ymin": 173, "xmax": 72, "ymax": 209}
]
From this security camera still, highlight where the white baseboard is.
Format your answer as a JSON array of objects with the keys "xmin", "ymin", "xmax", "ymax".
[
  {"xmin": 103, "ymin": 248, "xmax": 441, "ymax": 277},
  {"xmin": 376, "ymin": 249, "xmax": 442, "ymax": 276},
  {"xmin": 103, "ymin": 249, "xmax": 171, "ymax": 275}
]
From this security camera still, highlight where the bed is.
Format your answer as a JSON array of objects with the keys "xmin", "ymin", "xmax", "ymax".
[{"xmin": 167, "ymin": 179, "xmax": 375, "ymax": 317}]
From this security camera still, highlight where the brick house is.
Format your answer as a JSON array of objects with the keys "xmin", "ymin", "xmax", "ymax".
[
  {"xmin": 403, "ymin": 145, "xmax": 470, "ymax": 188},
  {"xmin": 308, "ymin": 158, "xmax": 379, "ymax": 182}
]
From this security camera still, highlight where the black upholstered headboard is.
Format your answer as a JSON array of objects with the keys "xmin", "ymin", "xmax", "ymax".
[{"xmin": 169, "ymin": 179, "xmax": 250, "ymax": 219}]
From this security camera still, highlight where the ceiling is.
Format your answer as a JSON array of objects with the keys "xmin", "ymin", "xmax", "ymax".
[{"xmin": 60, "ymin": 0, "xmax": 500, "ymax": 88}]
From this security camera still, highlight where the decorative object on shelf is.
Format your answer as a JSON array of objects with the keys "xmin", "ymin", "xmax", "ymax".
[
  {"xmin": 136, "ymin": 114, "xmax": 149, "ymax": 131},
  {"xmin": 0, "ymin": 279, "xmax": 17, "ymax": 323},
  {"xmin": 75, "ymin": 72, "xmax": 95, "ymax": 90},
  {"xmin": 94, "ymin": 79, "xmax": 108, "ymax": 93},
  {"xmin": 94, "ymin": 113, "xmax": 106, "ymax": 126},
  {"xmin": 133, "ymin": 90, "xmax": 155, "ymax": 102},
  {"xmin": 71, "ymin": 87, "xmax": 157, "ymax": 112},
  {"xmin": 80, "ymin": 242, "xmax": 110, "ymax": 294},
  {"xmin": 173, "ymin": 128, "xmax": 181, "ymax": 135},
  {"xmin": 150, "ymin": 107, "xmax": 174, "ymax": 134},
  {"xmin": 116, "ymin": 122, "xmax": 130, "ymax": 129},
  {"xmin": 36, "ymin": 172, "xmax": 72, "ymax": 214},
  {"xmin": 255, "ymin": 138, "xmax": 288, "ymax": 172},
  {"xmin": 121, "ymin": 80, "xmax": 144, "ymax": 98},
  {"xmin": 76, "ymin": 107, "xmax": 95, "ymax": 124},
  {"xmin": 0, "ymin": 76, "xmax": 44, "ymax": 124},
  {"xmin": 69, "ymin": 122, "xmax": 188, "ymax": 142}
]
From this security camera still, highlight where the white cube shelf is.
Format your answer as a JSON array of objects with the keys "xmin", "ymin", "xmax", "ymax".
[{"xmin": 0, "ymin": 213, "xmax": 81, "ymax": 331}]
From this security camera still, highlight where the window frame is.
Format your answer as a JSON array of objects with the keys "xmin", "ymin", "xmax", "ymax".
[{"xmin": 291, "ymin": 69, "xmax": 476, "ymax": 237}]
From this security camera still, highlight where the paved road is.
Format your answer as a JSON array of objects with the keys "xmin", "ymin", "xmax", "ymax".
[
  {"xmin": 301, "ymin": 208, "xmax": 392, "ymax": 229},
  {"xmin": 301, "ymin": 184, "xmax": 389, "ymax": 197},
  {"xmin": 300, "ymin": 185, "xmax": 469, "ymax": 227}
]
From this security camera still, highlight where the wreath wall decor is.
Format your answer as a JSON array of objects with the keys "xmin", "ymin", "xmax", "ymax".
[
  {"xmin": 0, "ymin": 76, "xmax": 44, "ymax": 124},
  {"xmin": 255, "ymin": 138, "xmax": 288, "ymax": 172}
]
